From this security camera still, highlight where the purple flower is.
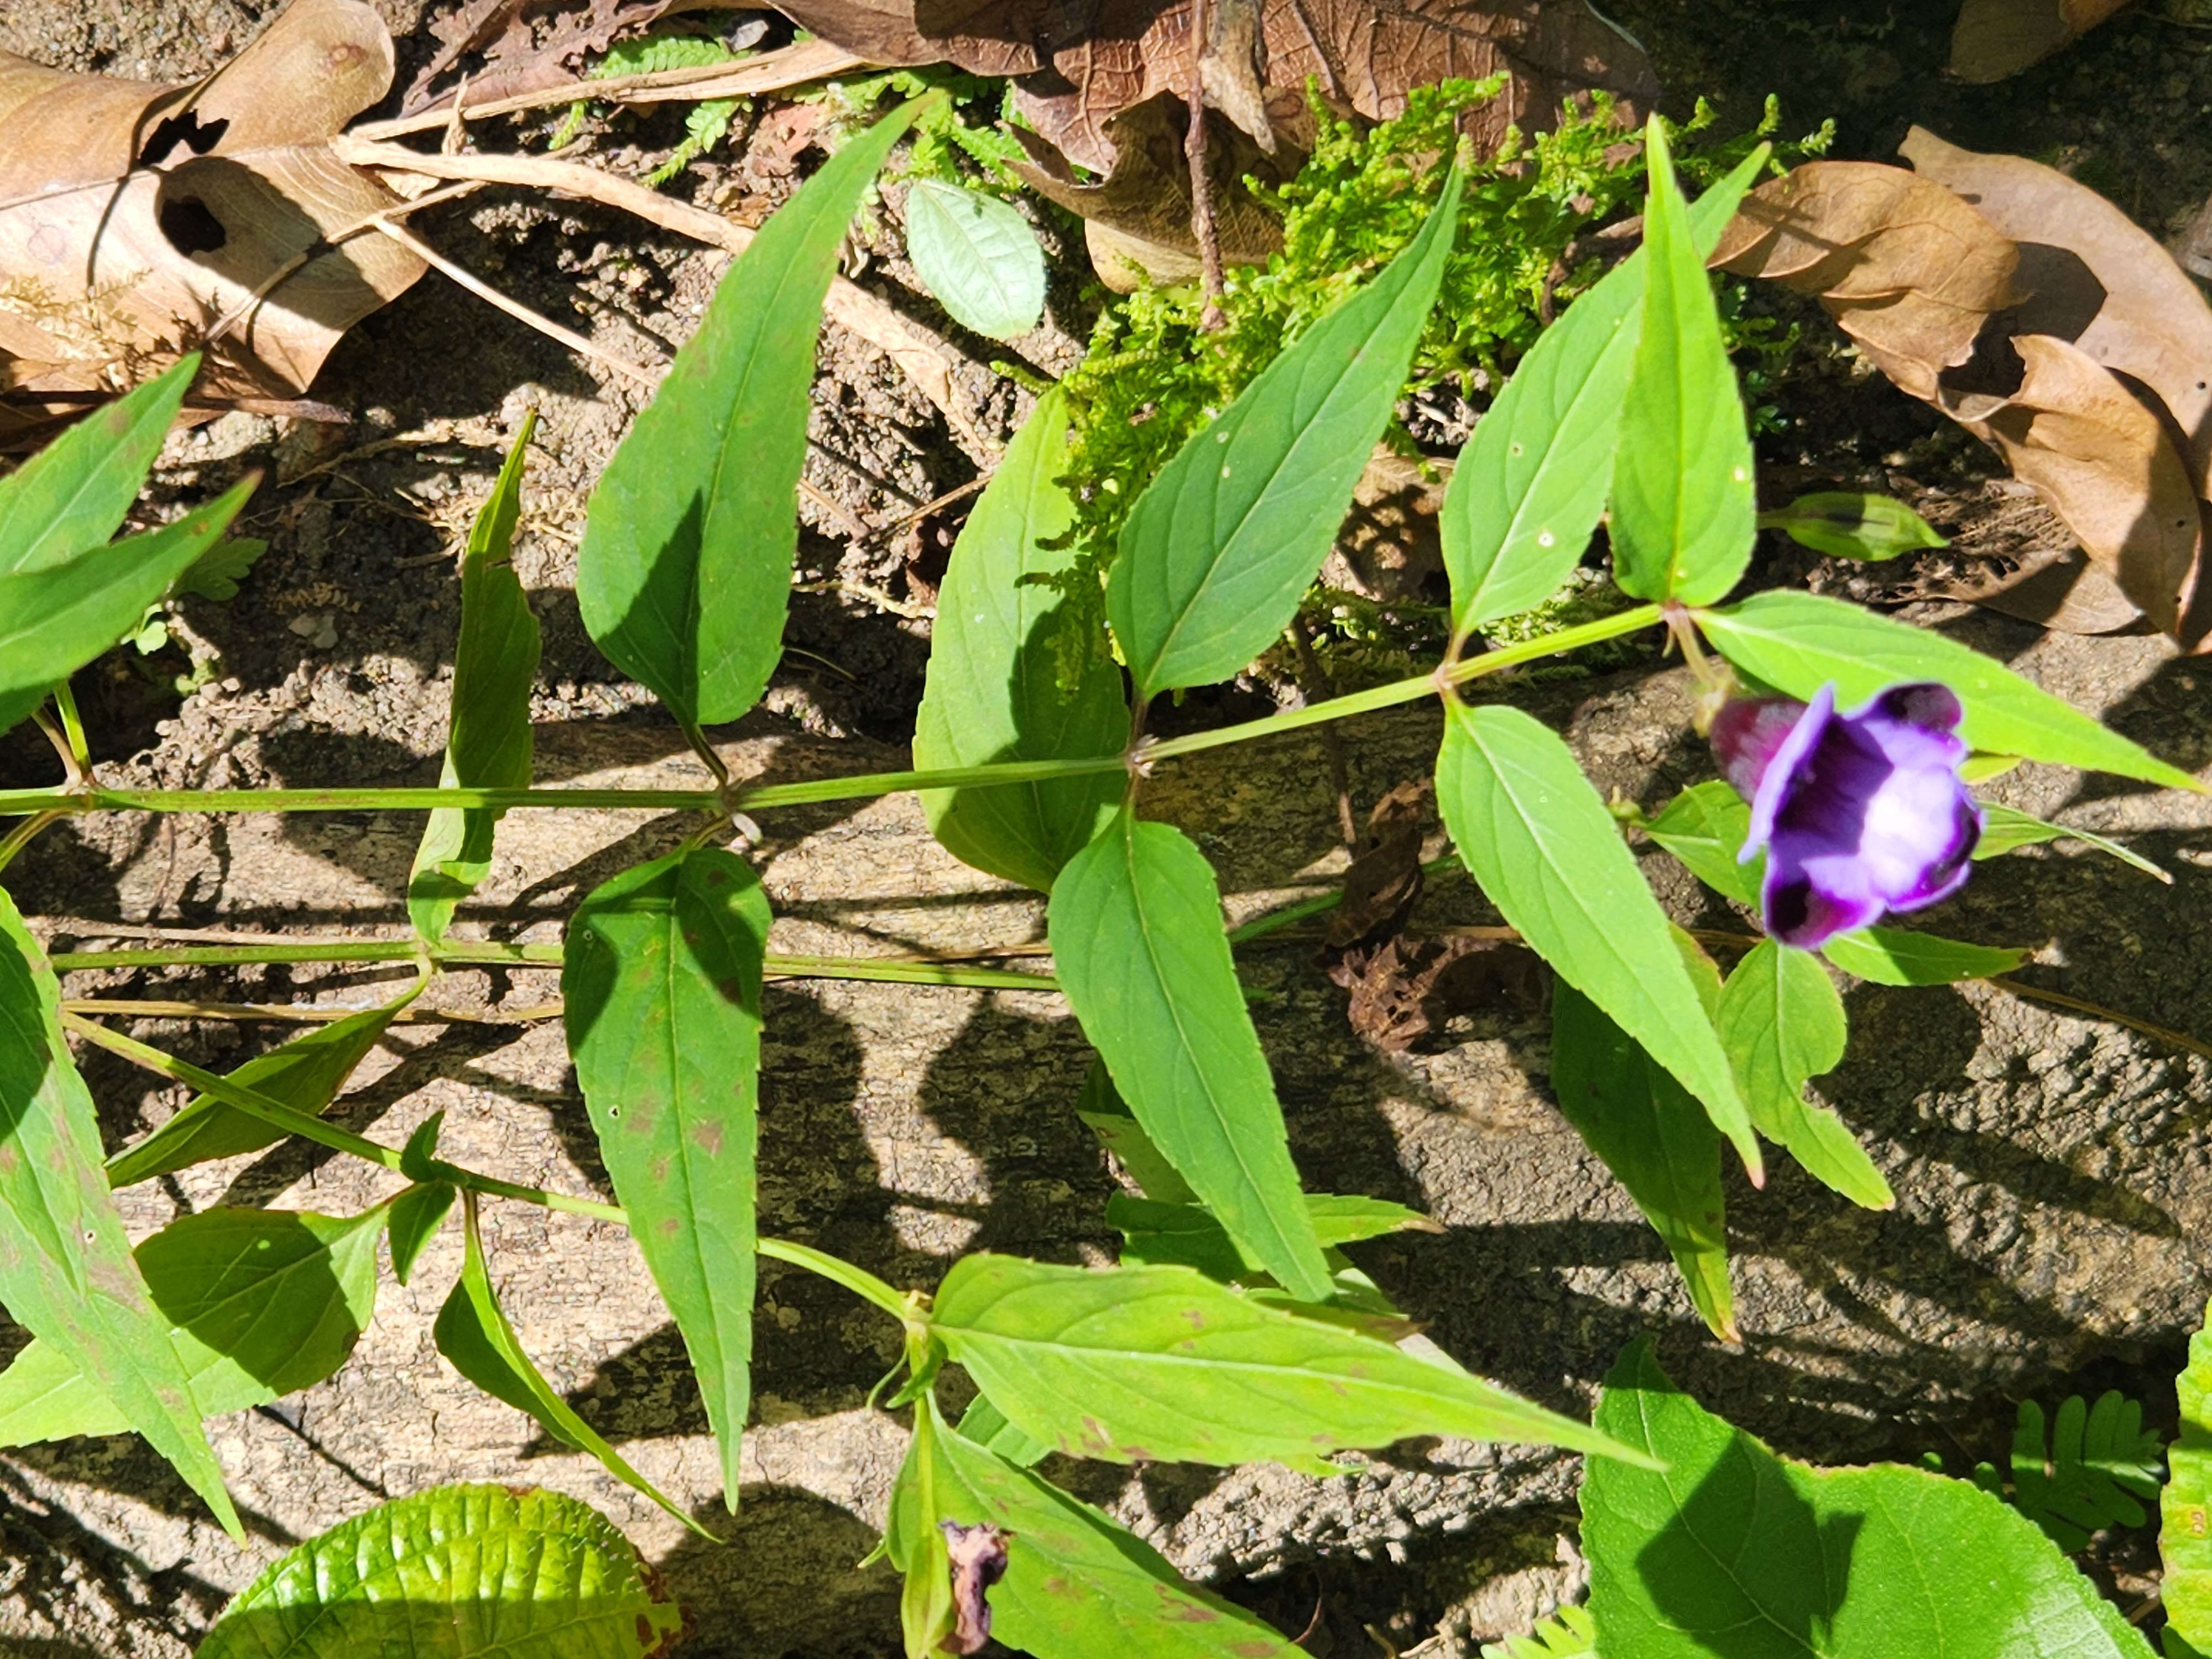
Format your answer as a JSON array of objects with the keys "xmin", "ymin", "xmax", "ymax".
[{"xmin": 1710, "ymin": 682, "xmax": 1982, "ymax": 949}]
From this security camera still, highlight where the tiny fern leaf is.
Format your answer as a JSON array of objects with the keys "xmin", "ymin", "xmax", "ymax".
[
  {"xmin": 1984, "ymin": 1393, "xmax": 2162, "ymax": 1553},
  {"xmin": 1480, "ymin": 1603, "xmax": 1596, "ymax": 1659}
]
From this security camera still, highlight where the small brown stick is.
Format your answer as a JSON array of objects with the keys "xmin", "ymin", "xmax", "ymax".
[
  {"xmin": 1287, "ymin": 614, "xmax": 1359, "ymax": 850},
  {"xmin": 62, "ymin": 997, "xmax": 559, "ymax": 1026},
  {"xmin": 1183, "ymin": 0, "xmax": 1229, "ymax": 331}
]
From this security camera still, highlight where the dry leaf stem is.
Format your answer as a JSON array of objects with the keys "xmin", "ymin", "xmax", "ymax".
[{"xmin": 1183, "ymin": 0, "xmax": 1229, "ymax": 330}]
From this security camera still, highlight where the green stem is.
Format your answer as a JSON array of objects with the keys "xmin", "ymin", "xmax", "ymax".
[
  {"xmin": 0, "ymin": 606, "xmax": 1666, "ymax": 823},
  {"xmin": 758, "ymin": 1237, "xmax": 917, "ymax": 1323}
]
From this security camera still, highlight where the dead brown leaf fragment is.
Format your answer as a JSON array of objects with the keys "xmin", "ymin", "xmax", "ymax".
[
  {"xmin": 937, "ymin": 1521, "xmax": 1008, "ymax": 1656},
  {"xmin": 1949, "ymin": 0, "xmax": 2132, "ymax": 84},
  {"xmin": 0, "ymin": 0, "xmax": 424, "ymax": 402}
]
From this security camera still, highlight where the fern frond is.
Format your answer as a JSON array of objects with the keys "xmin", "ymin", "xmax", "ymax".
[
  {"xmin": 1976, "ymin": 1392, "xmax": 2162, "ymax": 1553},
  {"xmin": 1479, "ymin": 1603, "xmax": 1595, "ymax": 1659}
]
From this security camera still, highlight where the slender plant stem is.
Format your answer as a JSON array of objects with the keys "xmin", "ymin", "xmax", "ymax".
[{"xmin": 757, "ymin": 1237, "xmax": 918, "ymax": 1322}]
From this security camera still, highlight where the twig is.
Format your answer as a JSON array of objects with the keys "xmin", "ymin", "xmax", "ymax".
[
  {"xmin": 1985, "ymin": 976, "xmax": 2212, "ymax": 1063},
  {"xmin": 1184, "ymin": 0, "xmax": 1228, "ymax": 331},
  {"xmin": 62, "ymin": 997, "xmax": 560, "ymax": 1025},
  {"xmin": 353, "ymin": 39, "xmax": 869, "ymax": 140}
]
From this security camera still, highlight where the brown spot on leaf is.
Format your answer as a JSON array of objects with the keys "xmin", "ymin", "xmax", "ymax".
[{"xmin": 692, "ymin": 1120, "xmax": 724, "ymax": 1157}]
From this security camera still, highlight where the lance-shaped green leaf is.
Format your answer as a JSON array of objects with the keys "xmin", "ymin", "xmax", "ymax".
[
  {"xmin": 1108, "ymin": 1191, "xmax": 1439, "ymax": 1282},
  {"xmin": 0, "ymin": 475, "xmax": 255, "ymax": 738},
  {"xmin": 387, "ymin": 1183, "xmax": 455, "ymax": 1287},
  {"xmin": 1584, "ymin": 1340, "xmax": 2157, "ymax": 1659},
  {"xmin": 0, "ymin": 1204, "xmax": 385, "ymax": 1446},
  {"xmin": 1108, "ymin": 170, "xmax": 1464, "ymax": 698},
  {"xmin": 1609, "ymin": 118, "xmax": 1756, "ymax": 607},
  {"xmin": 1717, "ymin": 940, "xmax": 1892, "ymax": 1209},
  {"xmin": 562, "ymin": 846, "xmax": 768, "ymax": 1510},
  {"xmin": 1442, "ymin": 152, "xmax": 1765, "ymax": 633},
  {"xmin": 0, "ymin": 355, "xmax": 197, "ymax": 577},
  {"xmin": 411, "ymin": 414, "xmax": 543, "ymax": 944},
  {"xmin": 576, "ymin": 98, "xmax": 927, "ymax": 730},
  {"xmin": 1072, "ymin": 1057, "xmax": 1195, "ymax": 1202},
  {"xmin": 1976, "ymin": 803, "xmax": 2169, "ymax": 882},
  {"xmin": 1699, "ymin": 590, "xmax": 2200, "ymax": 790},
  {"xmin": 105, "ymin": 992, "xmax": 411, "ymax": 1188},
  {"xmin": 914, "ymin": 388, "xmax": 1126, "ymax": 893},
  {"xmin": 1551, "ymin": 980, "xmax": 1734, "ymax": 1342},
  {"xmin": 434, "ymin": 1193, "xmax": 710, "ymax": 1537},
  {"xmin": 1820, "ymin": 926, "xmax": 2027, "ymax": 985},
  {"xmin": 1048, "ymin": 812, "xmax": 1331, "ymax": 1300},
  {"xmin": 928, "ymin": 1254, "xmax": 1642, "ymax": 1472},
  {"xmin": 1436, "ymin": 700, "xmax": 1759, "ymax": 1178},
  {"xmin": 887, "ymin": 1391, "xmax": 1299, "ymax": 1659},
  {"xmin": 0, "ymin": 893, "xmax": 238, "ymax": 1535},
  {"xmin": 199, "ymin": 1483, "xmax": 684, "ymax": 1659},
  {"xmin": 1759, "ymin": 492, "xmax": 1948, "ymax": 562},
  {"xmin": 904, "ymin": 178, "xmax": 1047, "ymax": 341},
  {"xmin": 2163, "ymin": 1298, "xmax": 2212, "ymax": 1654},
  {"xmin": 1642, "ymin": 779, "xmax": 1761, "ymax": 906}
]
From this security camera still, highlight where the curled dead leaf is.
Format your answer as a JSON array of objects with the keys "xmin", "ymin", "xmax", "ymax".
[
  {"xmin": 0, "ymin": 0, "xmax": 424, "ymax": 404},
  {"xmin": 1326, "ymin": 779, "xmax": 1432, "ymax": 949},
  {"xmin": 937, "ymin": 1521, "xmax": 1008, "ymax": 1656},
  {"xmin": 1949, "ymin": 0, "xmax": 2132, "ymax": 84}
]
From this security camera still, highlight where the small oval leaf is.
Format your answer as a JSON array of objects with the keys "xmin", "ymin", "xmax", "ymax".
[{"xmin": 904, "ymin": 178, "xmax": 1047, "ymax": 340}]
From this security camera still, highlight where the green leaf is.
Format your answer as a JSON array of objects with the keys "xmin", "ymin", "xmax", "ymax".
[
  {"xmin": 1642, "ymin": 779, "xmax": 1761, "ymax": 906},
  {"xmin": 927, "ymin": 1254, "xmax": 1644, "ymax": 1472},
  {"xmin": 1108, "ymin": 1191, "xmax": 1439, "ymax": 1281},
  {"xmin": 0, "ymin": 1204, "xmax": 384, "ymax": 1446},
  {"xmin": 576, "ymin": 98, "xmax": 927, "ymax": 730},
  {"xmin": 956, "ymin": 1392, "xmax": 1049, "ymax": 1468},
  {"xmin": 1985, "ymin": 1393, "xmax": 2162, "ymax": 1554},
  {"xmin": 0, "ymin": 893, "xmax": 238, "ymax": 1536},
  {"xmin": 1436, "ymin": 700, "xmax": 1759, "ymax": 1177},
  {"xmin": 1820, "ymin": 926, "xmax": 2027, "ymax": 985},
  {"xmin": 1609, "ymin": 118, "xmax": 1756, "ymax": 607},
  {"xmin": 1550, "ymin": 982, "xmax": 1734, "ymax": 1342},
  {"xmin": 387, "ymin": 1183, "xmax": 454, "ymax": 1287},
  {"xmin": 903, "ymin": 178, "xmax": 1047, "ymax": 340},
  {"xmin": 1976, "ymin": 803, "xmax": 2170, "ymax": 882},
  {"xmin": 563, "ymin": 847, "xmax": 768, "ymax": 1511},
  {"xmin": 434, "ymin": 1193, "xmax": 711, "ymax": 1537},
  {"xmin": 1072, "ymin": 1057, "xmax": 1195, "ymax": 1203},
  {"xmin": 1047, "ymin": 812, "xmax": 1331, "ymax": 1300},
  {"xmin": 1442, "ymin": 149, "xmax": 1766, "ymax": 632},
  {"xmin": 106, "ymin": 993, "xmax": 411, "ymax": 1187},
  {"xmin": 410, "ymin": 415, "xmax": 543, "ymax": 945},
  {"xmin": 2163, "ymin": 1298, "xmax": 2212, "ymax": 1652},
  {"xmin": 1480, "ymin": 1605, "xmax": 1596, "ymax": 1659},
  {"xmin": 913, "ymin": 388, "xmax": 1126, "ymax": 893},
  {"xmin": 199, "ymin": 1483, "xmax": 684, "ymax": 1659},
  {"xmin": 1759, "ymin": 492, "xmax": 1948, "ymax": 561},
  {"xmin": 1716, "ymin": 940, "xmax": 1892, "ymax": 1209},
  {"xmin": 0, "ymin": 356, "xmax": 197, "ymax": 577},
  {"xmin": 1584, "ymin": 1340, "xmax": 2157, "ymax": 1659},
  {"xmin": 0, "ymin": 475, "xmax": 256, "ymax": 738},
  {"xmin": 177, "ymin": 535, "xmax": 270, "ymax": 602},
  {"xmin": 1108, "ymin": 169, "xmax": 1464, "ymax": 698},
  {"xmin": 1699, "ymin": 590, "xmax": 2200, "ymax": 791},
  {"xmin": 888, "ymin": 1391, "xmax": 1298, "ymax": 1659}
]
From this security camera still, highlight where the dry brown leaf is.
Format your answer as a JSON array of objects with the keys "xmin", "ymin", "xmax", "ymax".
[
  {"xmin": 0, "ymin": 0, "xmax": 423, "ymax": 402},
  {"xmin": 1712, "ymin": 162, "xmax": 2021, "ymax": 400},
  {"xmin": 1900, "ymin": 126, "xmax": 2212, "ymax": 489},
  {"xmin": 1922, "ymin": 544, "xmax": 2144, "ymax": 635},
  {"xmin": 1328, "ymin": 932, "xmax": 1546, "ymax": 1051},
  {"xmin": 1326, "ymin": 778, "xmax": 1431, "ymax": 949},
  {"xmin": 775, "ymin": 0, "xmax": 1658, "ymax": 174},
  {"xmin": 1949, "ymin": 0, "xmax": 2132, "ymax": 84},
  {"xmin": 401, "ymin": 0, "xmax": 692, "ymax": 117}
]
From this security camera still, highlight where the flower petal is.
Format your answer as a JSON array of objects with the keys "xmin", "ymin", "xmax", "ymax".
[
  {"xmin": 1710, "ymin": 695, "xmax": 1809, "ymax": 803},
  {"xmin": 1762, "ymin": 836, "xmax": 1884, "ymax": 948},
  {"xmin": 1743, "ymin": 684, "xmax": 1837, "ymax": 860}
]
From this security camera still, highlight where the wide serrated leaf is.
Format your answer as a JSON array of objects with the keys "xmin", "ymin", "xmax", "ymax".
[
  {"xmin": 1642, "ymin": 779, "xmax": 1761, "ymax": 906},
  {"xmin": 1610, "ymin": 118, "xmax": 1756, "ymax": 607},
  {"xmin": 904, "ymin": 178, "xmax": 1046, "ymax": 340},
  {"xmin": 435, "ymin": 1194, "xmax": 709, "ymax": 1536},
  {"xmin": 0, "ymin": 894, "xmax": 237, "ymax": 1535},
  {"xmin": 0, "ymin": 356, "xmax": 196, "ymax": 577},
  {"xmin": 199, "ymin": 1483, "xmax": 683, "ymax": 1658},
  {"xmin": 1550, "ymin": 982, "xmax": 1734, "ymax": 1341},
  {"xmin": 1108, "ymin": 170, "xmax": 1463, "ymax": 698},
  {"xmin": 913, "ymin": 388, "xmax": 1126, "ymax": 892},
  {"xmin": 106, "ymin": 994, "xmax": 409, "ymax": 1187},
  {"xmin": 1821, "ymin": 926, "xmax": 2026, "ymax": 985},
  {"xmin": 576, "ymin": 100, "xmax": 924, "ymax": 729},
  {"xmin": 1699, "ymin": 590, "xmax": 2199, "ymax": 790},
  {"xmin": 411, "ymin": 415, "xmax": 542, "ymax": 943},
  {"xmin": 888, "ymin": 1391, "xmax": 1298, "ymax": 1658},
  {"xmin": 1442, "ymin": 150, "xmax": 1765, "ymax": 632},
  {"xmin": 1976, "ymin": 803, "xmax": 2168, "ymax": 881},
  {"xmin": 1047, "ymin": 812, "xmax": 1330, "ymax": 1300},
  {"xmin": 928, "ymin": 1255, "xmax": 1640, "ymax": 1472},
  {"xmin": 1584, "ymin": 1340, "xmax": 2156, "ymax": 1659},
  {"xmin": 1717, "ymin": 940, "xmax": 1892, "ymax": 1209},
  {"xmin": 1436, "ymin": 700, "xmax": 1758, "ymax": 1177},
  {"xmin": 2163, "ymin": 1298, "xmax": 2212, "ymax": 1652},
  {"xmin": 0, "ymin": 1204, "xmax": 383, "ymax": 1445},
  {"xmin": 0, "ymin": 476, "xmax": 255, "ymax": 738},
  {"xmin": 563, "ymin": 846, "xmax": 768, "ymax": 1510}
]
